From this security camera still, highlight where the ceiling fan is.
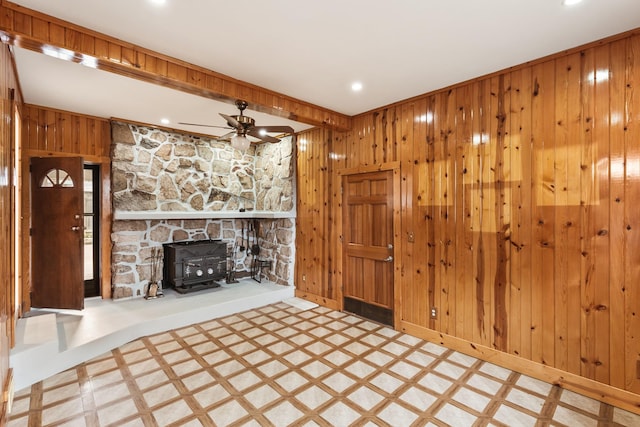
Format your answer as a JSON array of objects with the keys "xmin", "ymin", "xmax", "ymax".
[{"xmin": 179, "ymin": 99, "xmax": 294, "ymax": 151}]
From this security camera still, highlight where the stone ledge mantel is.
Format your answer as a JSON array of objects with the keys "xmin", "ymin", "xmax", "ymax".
[{"xmin": 114, "ymin": 210, "xmax": 296, "ymax": 221}]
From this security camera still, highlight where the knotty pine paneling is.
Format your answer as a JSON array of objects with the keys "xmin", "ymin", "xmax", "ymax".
[
  {"xmin": 294, "ymin": 127, "xmax": 341, "ymax": 308},
  {"xmin": 21, "ymin": 104, "xmax": 111, "ymax": 158},
  {"xmin": 20, "ymin": 104, "xmax": 112, "ymax": 307},
  {"xmin": 609, "ymin": 39, "xmax": 627, "ymax": 390},
  {"xmin": 0, "ymin": 43, "xmax": 21, "ymax": 425},
  {"xmin": 623, "ymin": 35, "xmax": 640, "ymax": 397},
  {"xmin": 296, "ymin": 30, "xmax": 640, "ymax": 408}
]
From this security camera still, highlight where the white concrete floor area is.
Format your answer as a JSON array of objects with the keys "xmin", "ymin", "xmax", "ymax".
[{"xmin": 10, "ymin": 279, "xmax": 295, "ymax": 391}]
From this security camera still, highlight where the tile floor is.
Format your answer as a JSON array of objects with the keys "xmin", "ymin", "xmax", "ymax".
[{"xmin": 8, "ymin": 303, "xmax": 640, "ymax": 426}]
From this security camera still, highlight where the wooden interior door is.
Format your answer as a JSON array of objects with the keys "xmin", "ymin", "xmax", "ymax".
[
  {"xmin": 30, "ymin": 157, "xmax": 84, "ymax": 310},
  {"xmin": 343, "ymin": 170, "xmax": 394, "ymax": 326}
]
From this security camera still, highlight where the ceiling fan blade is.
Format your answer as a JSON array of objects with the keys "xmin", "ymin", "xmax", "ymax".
[
  {"xmin": 216, "ymin": 131, "xmax": 236, "ymax": 141},
  {"xmin": 247, "ymin": 129, "xmax": 280, "ymax": 143},
  {"xmin": 220, "ymin": 113, "xmax": 240, "ymax": 128},
  {"xmin": 254, "ymin": 125, "xmax": 294, "ymax": 134},
  {"xmin": 177, "ymin": 122, "xmax": 231, "ymax": 129}
]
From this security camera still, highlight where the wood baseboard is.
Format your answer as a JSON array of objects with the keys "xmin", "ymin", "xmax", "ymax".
[
  {"xmin": 399, "ymin": 320, "xmax": 640, "ymax": 416},
  {"xmin": 294, "ymin": 290, "xmax": 339, "ymax": 310}
]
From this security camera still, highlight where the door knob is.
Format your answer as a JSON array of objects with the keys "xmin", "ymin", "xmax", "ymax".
[
  {"xmin": 71, "ymin": 226, "xmax": 80, "ymax": 231},
  {"xmin": 388, "ymin": 243, "xmax": 393, "ymax": 249},
  {"xmin": 384, "ymin": 256, "xmax": 393, "ymax": 262}
]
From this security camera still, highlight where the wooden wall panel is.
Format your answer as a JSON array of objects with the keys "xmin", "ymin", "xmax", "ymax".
[
  {"xmin": 624, "ymin": 34, "xmax": 640, "ymax": 395},
  {"xmin": 563, "ymin": 52, "xmax": 583, "ymax": 377},
  {"xmin": 423, "ymin": 96, "xmax": 437, "ymax": 332},
  {"xmin": 456, "ymin": 86, "xmax": 473, "ymax": 342},
  {"xmin": 593, "ymin": 44, "xmax": 612, "ymax": 385},
  {"xmin": 509, "ymin": 66, "xmax": 533, "ymax": 361},
  {"xmin": 478, "ymin": 80, "xmax": 495, "ymax": 350},
  {"xmin": 21, "ymin": 105, "xmax": 111, "ymax": 159},
  {"xmin": 20, "ymin": 104, "xmax": 112, "ymax": 308},
  {"xmin": 0, "ymin": 43, "xmax": 21, "ymax": 425},
  {"xmin": 399, "ymin": 102, "xmax": 416, "ymax": 328},
  {"xmin": 296, "ymin": 29, "xmax": 640, "ymax": 408},
  {"xmin": 609, "ymin": 39, "xmax": 627, "ymax": 390},
  {"xmin": 410, "ymin": 98, "xmax": 429, "ymax": 328},
  {"xmin": 294, "ymin": 127, "xmax": 339, "ymax": 307}
]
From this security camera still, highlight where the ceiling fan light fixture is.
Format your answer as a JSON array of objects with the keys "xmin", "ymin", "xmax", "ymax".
[
  {"xmin": 180, "ymin": 99, "xmax": 294, "ymax": 146},
  {"xmin": 231, "ymin": 134, "xmax": 251, "ymax": 151}
]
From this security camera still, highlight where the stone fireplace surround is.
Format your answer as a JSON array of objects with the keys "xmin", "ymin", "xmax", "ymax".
[{"xmin": 110, "ymin": 122, "xmax": 296, "ymax": 299}]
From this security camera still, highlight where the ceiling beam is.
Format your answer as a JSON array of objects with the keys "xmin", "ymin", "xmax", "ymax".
[{"xmin": 0, "ymin": 1, "xmax": 352, "ymax": 131}]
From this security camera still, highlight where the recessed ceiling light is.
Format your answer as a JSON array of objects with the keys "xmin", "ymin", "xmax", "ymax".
[
  {"xmin": 160, "ymin": 118, "xmax": 170, "ymax": 125},
  {"xmin": 351, "ymin": 82, "xmax": 363, "ymax": 92},
  {"xmin": 149, "ymin": 0, "xmax": 167, "ymax": 5},
  {"xmin": 563, "ymin": 0, "xmax": 583, "ymax": 5}
]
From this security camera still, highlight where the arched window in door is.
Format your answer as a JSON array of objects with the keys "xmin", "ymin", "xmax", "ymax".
[{"xmin": 40, "ymin": 168, "xmax": 75, "ymax": 188}]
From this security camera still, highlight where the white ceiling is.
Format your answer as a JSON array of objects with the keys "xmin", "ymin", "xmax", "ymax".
[{"xmin": 9, "ymin": 0, "xmax": 640, "ymax": 138}]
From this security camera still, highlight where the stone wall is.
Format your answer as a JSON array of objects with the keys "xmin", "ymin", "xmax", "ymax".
[
  {"xmin": 111, "ymin": 122, "xmax": 294, "ymax": 212},
  {"xmin": 110, "ymin": 122, "xmax": 296, "ymax": 298}
]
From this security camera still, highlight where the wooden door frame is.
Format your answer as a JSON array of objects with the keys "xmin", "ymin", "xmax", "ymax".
[
  {"xmin": 337, "ymin": 162, "xmax": 402, "ymax": 327},
  {"xmin": 21, "ymin": 152, "xmax": 112, "ymax": 312}
]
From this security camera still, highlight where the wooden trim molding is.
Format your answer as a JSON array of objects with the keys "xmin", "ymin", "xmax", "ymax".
[
  {"xmin": 23, "ymin": 149, "xmax": 109, "ymax": 164},
  {"xmin": 294, "ymin": 290, "xmax": 340, "ymax": 311},
  {"xmin": 399, "ymin": 320, "xmax": 640, "ymax": 416},
  {"xmin": 1, "ymin": 368, "xmax": 12, "ymax": 426},
  {"xmin": 0, "ymin": 1, "xmax": 352, "ymax": 131},
  {"xmin": 337, "ymin": 161, "xmax": 402, "ymax": 176}
]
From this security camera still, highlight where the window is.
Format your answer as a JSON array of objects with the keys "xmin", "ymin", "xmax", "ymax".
[
  {"xmin": 40, "ymin": 168, "xmax": 74, "ymax": 188},
  {"xmin": 84, "ymin": 165, "xmax": 100, "ymax": 297}
]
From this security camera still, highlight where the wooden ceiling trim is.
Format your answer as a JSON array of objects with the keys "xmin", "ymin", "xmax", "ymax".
[{"xmin": 0, "ymin": 1, "xmax": 352, "ymax": 131}]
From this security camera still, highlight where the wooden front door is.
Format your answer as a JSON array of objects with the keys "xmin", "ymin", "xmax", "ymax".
[
  {"xmin": 30, "ymin": 157, "xmax": 84, "ymax": 310},
  {"xmin": 342, "ymin": 170, "xmax": 395, "ymax": 326}
]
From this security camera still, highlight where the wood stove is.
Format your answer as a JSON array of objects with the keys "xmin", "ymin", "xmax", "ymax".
[{"xmin": 163, "ymin": 240, "xmax": 228, "ymax": 294}]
